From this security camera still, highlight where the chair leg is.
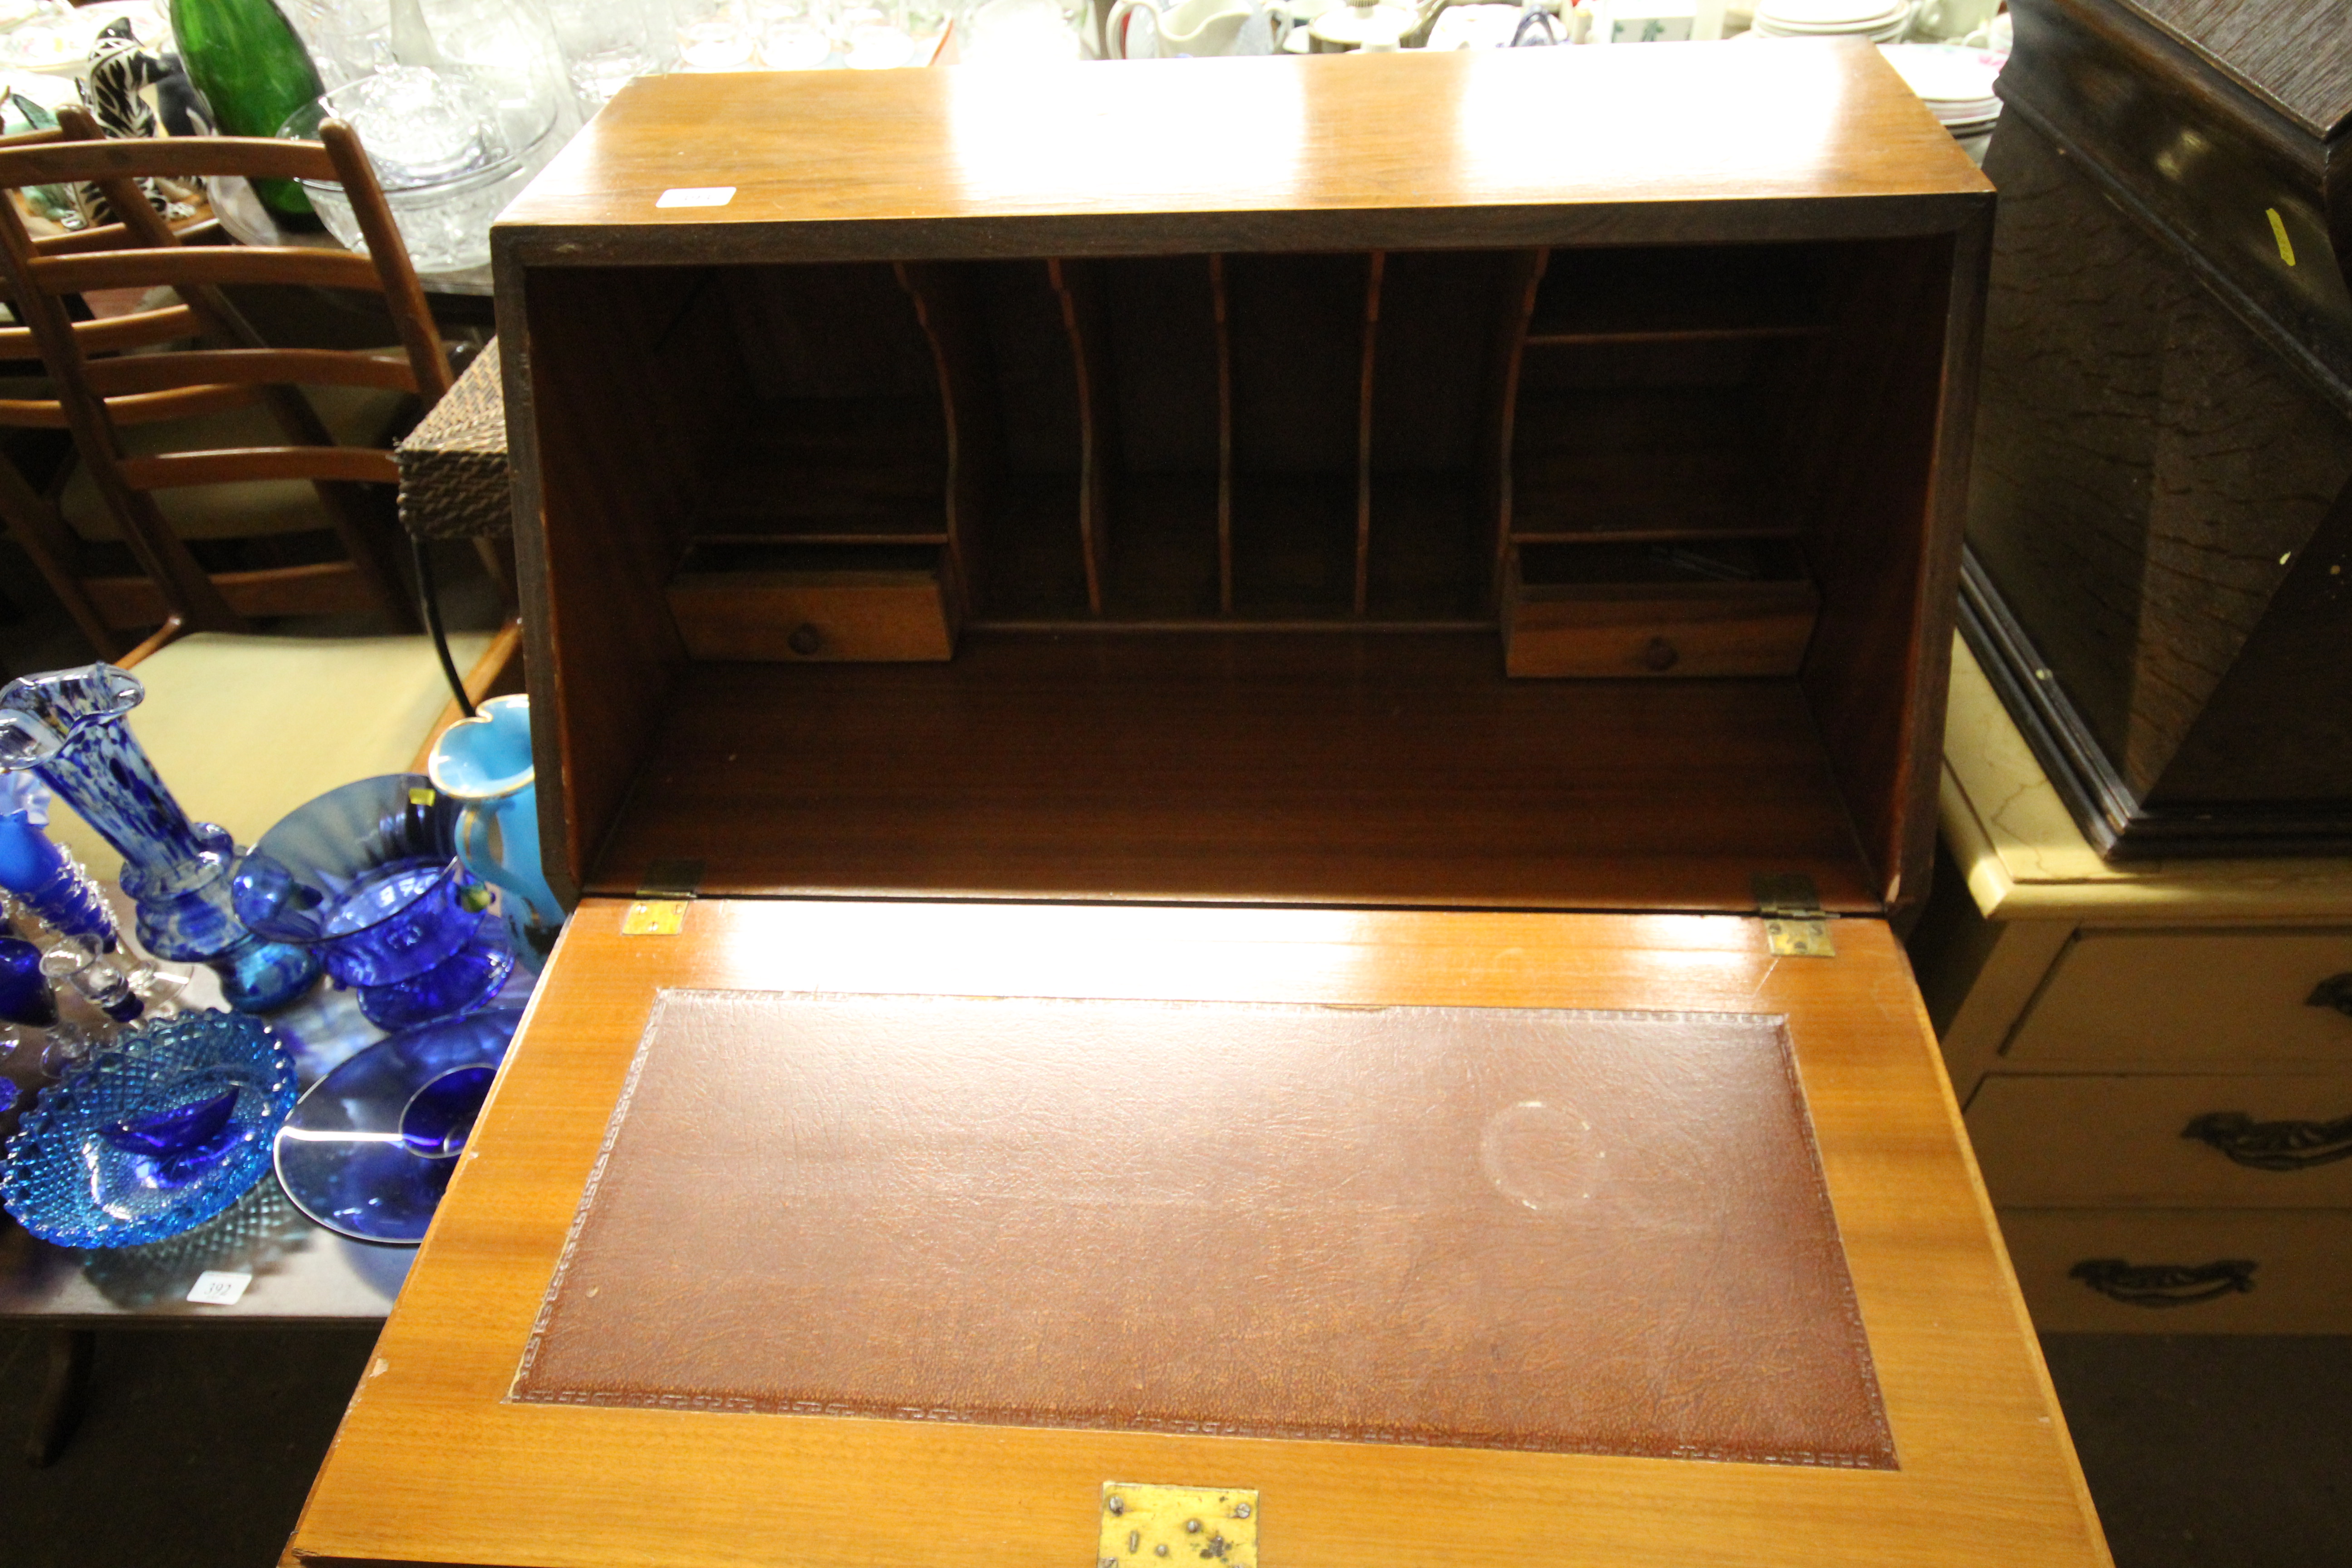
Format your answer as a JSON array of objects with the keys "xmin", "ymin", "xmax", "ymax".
[
  {"xmin": 0, "ymin": 450, "xmax": 124, "ymax": 661},
  {"xmin": 24, "ymin": 1327, "xmax": 94, "ymax": 1467}
]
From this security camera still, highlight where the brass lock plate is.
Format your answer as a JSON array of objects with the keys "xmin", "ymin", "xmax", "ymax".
[
  {"xmin": 620, "ymin": 900, "xmax": 686, "ymax": 935},
  {"xmin": 1764, "ymin": 916, "xmax": 1835, "ymax": 958},
  {"xmin": 1101, "ymin": 1483, "xmax": 1258, "ymax": 1568}
]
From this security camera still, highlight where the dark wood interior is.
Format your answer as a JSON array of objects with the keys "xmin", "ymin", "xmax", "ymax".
[
  {"xmin": 595, "ymin": 632, "xmax": 1881, "ymax": 912},
  {"xmin": 519, "ymin": 235, "xmax": 1966, "ymax": 915}
]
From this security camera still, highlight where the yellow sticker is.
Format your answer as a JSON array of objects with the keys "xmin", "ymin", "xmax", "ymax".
[
  {"xmin": 407, "ymin": 786, "xmax": 437, "ymax": 807},
  {"xmin": 620, "ymin": 900, "xmax": 686, "ymax": 935},
  {"xmin": 2267, "ymin": 207, "xmax": 2297, "ymax": 267}
]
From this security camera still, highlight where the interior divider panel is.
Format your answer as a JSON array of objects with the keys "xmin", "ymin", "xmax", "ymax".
[
  {"xmin": 896, "ymin": 261, "xmax": 996, "ymax": 621},
  {"xmin": 1490, "ymin": 248, "xmax": 1549, "ymax": 599},
  {"xmin": 1223, "ymin": 251, "xmax": 1371, "ymax": 617},
  {"xmin": 1096, "ymin": 255, "xmax": 1224, "ymax": 620},
  {"xmin": 1367, "ymin": 248, "xmax": 1519, "ymax": 622},
  {"xmin": 966, "ymin": 259, "xmax": 1088, "ymax": 621},
  {"xmin": 1213, "ymin": 254, "xmax": 1234, "ymax": 613},
  {"xmin": 1048, "ymin": 259, "xmax": 1116, "ymax": 616},
  {"xmin": 1356, "ymin": 251, "xmax": 1384, "ymax": 615}
]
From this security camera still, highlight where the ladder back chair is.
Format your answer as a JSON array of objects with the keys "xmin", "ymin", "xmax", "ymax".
[{"xmin": 0, "ymin": 109, "xmax": 454, "ymax": 658}]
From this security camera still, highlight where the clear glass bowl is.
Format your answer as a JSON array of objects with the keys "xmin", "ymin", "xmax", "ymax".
[
  {"xmin": 279, "ymin": 65, "xmax": 560, "ymax": 274},
  {"xmin": 0, "ymin": 1011, "xmax": 298, "ymax": 1248}
]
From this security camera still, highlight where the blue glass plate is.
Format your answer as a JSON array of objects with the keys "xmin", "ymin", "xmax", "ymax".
[
  {"xmin": 273, "ymin": 1007, "xmax": 524, "ymax": 1245},
  {"xmin": 0, "ymin": 1011, "xmax": 298, "ymax": 1248}
]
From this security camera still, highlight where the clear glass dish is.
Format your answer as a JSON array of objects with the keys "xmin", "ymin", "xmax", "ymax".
[{"xmin": 279, "ymin": 64, "xmax": 560, "ymax": 274}]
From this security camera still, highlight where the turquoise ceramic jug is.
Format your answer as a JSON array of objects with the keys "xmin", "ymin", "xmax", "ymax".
[{"xmin": 426, "ymin": 695, "xmax": 563, "ymax": 971}]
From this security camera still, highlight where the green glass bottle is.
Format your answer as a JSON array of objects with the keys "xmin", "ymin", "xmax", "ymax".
[{"xmin": 167, "ymin": 0, "xmax": 323, "ymax": 217}]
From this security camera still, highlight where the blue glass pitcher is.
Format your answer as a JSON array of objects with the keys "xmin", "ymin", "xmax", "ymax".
[{"xmin": 426, "ymin": 696, "xmax": 563, "ymax": 971}]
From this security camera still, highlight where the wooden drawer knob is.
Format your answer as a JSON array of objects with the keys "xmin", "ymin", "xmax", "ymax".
[
  {"xmin": 2069, "ymin": 1257, "xmax": 2256, "ymax": 1308},
  {"xmin": 1640, "ymin": 636, "xmax": 1680, "ymax": 672},
  {"xmin": 787, "ymin": 623, "xmax": 825, "ymax": 657}
]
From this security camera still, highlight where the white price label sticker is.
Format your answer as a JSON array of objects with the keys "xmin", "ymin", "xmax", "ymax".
[
  {"xmin": 186, "ymin": 1270, "xmax": 251, "ymax": 1306},
  {"xmin": 656, "ymin": 186, "xmax": 736, "ymax": 209}
]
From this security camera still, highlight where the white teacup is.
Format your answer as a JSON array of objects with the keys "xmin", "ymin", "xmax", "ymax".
[
  {"xmin": 1908, "ymin": 0, "xmax": 1998, "ymax": 40},
  {"xmin": 1105, "ymin": 0, "xmax": 1289, "ymax": 57}
]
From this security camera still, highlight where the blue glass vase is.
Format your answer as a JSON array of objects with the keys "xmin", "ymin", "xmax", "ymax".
[
  {"xmin": 426, "ymin": 695, "xmax": 564, "ymax": 972},
  {"xmin": 0, "ymin": 666, "xmax": 318, "ymax": 1014},
  {"xmin": 233, "ymin": 775, "xmax": 514, "ymax": 1031}
]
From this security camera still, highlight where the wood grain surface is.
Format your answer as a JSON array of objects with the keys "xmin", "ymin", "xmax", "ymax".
[
  {"xmin": 285, "ymin": 901, "xmax": 2108, "ymax": 1568},
  {"xmin": 2117, "ymin": 0, "xmax": 2352, "ymax": 138},
  {"xmin": 491, "ymin": 45, "xmax": 1986, "ymax": 266},
  {"xmin": 584, "ymin": 631, "xmax": 1882, "ymax": 911}
]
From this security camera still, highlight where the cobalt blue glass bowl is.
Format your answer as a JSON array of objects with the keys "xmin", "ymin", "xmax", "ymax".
[
  {"xmin": 232, "ymin": 776, "xmax": 485, "ymax": 988},
  {"xmin": 233, "ymin": 776, "xmax": 513, "ymax": 1027},
  {"xmin": 0, "ymin": 1010, "xmax": 299, "ymax": 1248},
  {"xmin": 274, "ymin": 1006, "xmax": 523, "ymax": 1245}
]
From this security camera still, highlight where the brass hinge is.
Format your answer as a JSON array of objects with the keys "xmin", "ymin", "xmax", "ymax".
[
  {"xmin": 1101, "ymin": 1483, "xmax": 1257, "ymax": 1568},
  {"xmin": 1754, "ymin": 872, "xmax": 1835, "ymax": 958},
  {"xmin": 622, "ymin": 858, "xmax": 704, "ymax": 936}
]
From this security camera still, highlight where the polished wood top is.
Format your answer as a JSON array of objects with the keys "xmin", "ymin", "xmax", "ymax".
[
  {"xmin": 2117, "ymin": 0, "xmax": 2352, "ymax": 138},
  {"xmin": 287, "ymin": 900, "xmax": 2106, "ymax": 1568},
  {"xmin": 1940, "ymin": 635, "xmax": 2352, "ymax": 921},
  {"xmin": 495, "ymin": 44, "xmax": 1990, "ymax": 265}
]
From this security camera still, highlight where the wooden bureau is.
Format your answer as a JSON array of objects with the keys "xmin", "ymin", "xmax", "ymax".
[
  {"xmin": 1913, "ymin": 635, "xmax": 2352, "ymax": 1331},
  {"xmin": 286, "ymin": 45, "xmax": 2112, "ymax": 1568}
]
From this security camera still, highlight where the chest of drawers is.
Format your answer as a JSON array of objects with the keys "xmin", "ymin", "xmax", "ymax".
[{"xmin": 1914, "ymin": 635, "xmax": 2352, "ymax": 1329}]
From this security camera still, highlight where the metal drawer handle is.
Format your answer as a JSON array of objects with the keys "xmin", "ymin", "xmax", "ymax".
[
  {"xmin": 2069, "ymin": 1258, "xmax": 2256, "ymax": 1307},
  {"xmin": 2308, "ymin": 974, "xmax": 2352, "ymax": 1018},
  {"xmin": 2182, "ymin": 1111, "xmax": 2352, "ymax": 1171}
]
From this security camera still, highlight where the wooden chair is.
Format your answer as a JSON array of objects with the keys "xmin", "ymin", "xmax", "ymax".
[
  {"xmin": 0, "ymin": 116, "xmax": 521, "ymax": 877},
  {"xmin": 0, "ymin": 109, "xmax": 452, "ymax": 659}
]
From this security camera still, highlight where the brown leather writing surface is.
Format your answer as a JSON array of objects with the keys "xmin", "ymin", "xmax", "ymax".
[{"xmin": 512, "ymin": 990, "xmax": 1893, "ymax": 1469}]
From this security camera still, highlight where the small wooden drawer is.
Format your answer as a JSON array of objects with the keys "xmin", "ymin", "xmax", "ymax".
[
  {"xmin": 665, "ymin": 544, "xmax": 958, "ymax": 663},
  {"xmin": 1969, "ymin": 1073, "xmax": 2352, "ymax": 1208},
  {"xmin": 2004, "ymin": 929, "xmax": 2352, "ymax": 1069},
  {"xmin": 2000, "ymin": 1208, "xmax": 2352, "ymax": 1333},
  {"xmin": 1503, "ymin": 540, "xmax": 1818, "ymax": 679}
]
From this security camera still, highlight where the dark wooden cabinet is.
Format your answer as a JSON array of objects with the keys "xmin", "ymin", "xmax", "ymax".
[{"xmin": 1963, "ymin": 0, "xmax": 2352, "ymax": 858}]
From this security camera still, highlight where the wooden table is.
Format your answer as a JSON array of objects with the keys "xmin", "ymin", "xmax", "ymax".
[{"xmin": 0, "ymin": 941, "xmax": 419, "ymax": 1464}]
